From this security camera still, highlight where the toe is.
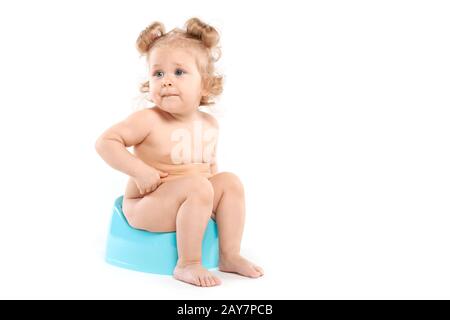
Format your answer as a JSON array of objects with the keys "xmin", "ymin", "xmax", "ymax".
[
  {"xmin": 204, "ymin": 276, "xmax": 212, "ymax": 287},
  {"xmin": 255, "ymin": 266, "xmax": 264, "ymax": 276},
  {"xmin": 194, "ymin": 277, "xmax": 201, "ymax": 286},
  {"xmin": 250, "ymin": 271, "xmax": 260, "ymax": 278},
  {"xmin": 199, "ymin": 276, "xmax": 207, "ymax": 287},
  {"xmin": 248, "ymin": 266, "xmax": 261, "ymax": 278},
  {"xmin": 213, "ymin": 276, "xmax": 220, "ymax": 286}
]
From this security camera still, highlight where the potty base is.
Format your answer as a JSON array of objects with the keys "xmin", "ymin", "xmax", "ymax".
[{"xmin": 105, "ymin": 196, "xmax": 219, "ymax": 275}]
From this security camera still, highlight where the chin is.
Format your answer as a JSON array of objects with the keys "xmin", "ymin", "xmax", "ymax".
[{"xmin": 158, "ymin": 103, "xmax": 182, "ymax": 113}]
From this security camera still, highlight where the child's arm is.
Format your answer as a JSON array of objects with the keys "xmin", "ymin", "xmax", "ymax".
[
  {"xmin": 203, "ymin": 112, "xmax": 219, "ymax": 175},
  {"xmin": 210, "ymin": 161, "xmax": 218, "ymax": 175},
  {"xmin": 210, "ymin": 139, "xmax": 218, "ymax": 175},
  {"xmin": 95, "ymin": 109, "xmax": 154, "ymax": 177}
]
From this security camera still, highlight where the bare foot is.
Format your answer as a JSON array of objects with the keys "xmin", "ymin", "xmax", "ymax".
[
  {"xmin": 173, "ymin": 262, "xmax": 222, "ymax": 287},
  {"xmin": 219, "ymin": 254, "xmax": 264, "ymax": 278}
]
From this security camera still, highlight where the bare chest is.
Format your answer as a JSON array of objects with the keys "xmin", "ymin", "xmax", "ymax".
[{"xmin": 136, "ymin": 119, "xmax": 218, "ymax": 165}]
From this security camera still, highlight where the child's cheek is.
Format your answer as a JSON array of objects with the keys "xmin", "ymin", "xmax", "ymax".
[{"xmin": 148, "ymin": 91, "xmax": 157, "ymax": 103}]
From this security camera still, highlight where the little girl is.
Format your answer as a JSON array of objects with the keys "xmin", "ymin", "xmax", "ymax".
[{"xmin": 95, "ymin": 17, "xmax": 263, "ymax": 287}]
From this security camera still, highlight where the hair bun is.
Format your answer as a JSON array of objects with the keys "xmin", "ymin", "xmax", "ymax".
[
  {"xmin": 185, "ymin": 17, "xmax": 219, "ymax": 49},
  {"xmin": 136, "ymin": 22, "xmax": 165, "ymax": 54}
]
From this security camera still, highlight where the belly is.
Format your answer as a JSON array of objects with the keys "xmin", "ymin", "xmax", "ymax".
[
  {"xmin": 124, "ymin": 162, "xmax": 212, "ymax": 199},
  {"xmin": 158, "ymin": 162, "xmax": 212, "ymax": 182}
]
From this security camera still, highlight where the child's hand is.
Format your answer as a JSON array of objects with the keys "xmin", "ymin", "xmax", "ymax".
[{"xmin": 132, "ymin": 166, "xmax": 169, "ymax": 195}]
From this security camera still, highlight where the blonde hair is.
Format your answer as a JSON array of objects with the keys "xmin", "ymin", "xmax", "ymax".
[{"xmin": 136, "ymin": 18, "xmax": 223, "ymax": 106}]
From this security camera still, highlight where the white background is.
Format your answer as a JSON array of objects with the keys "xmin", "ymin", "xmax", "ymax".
[{"xmin": 0, "ymin": 0, "xmax": 449, "ymax": 299}]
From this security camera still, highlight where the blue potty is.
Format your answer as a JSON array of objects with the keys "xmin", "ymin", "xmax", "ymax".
[{"xmin": 105, "ymin": 196, "xmax": 219, "ymax": 275}]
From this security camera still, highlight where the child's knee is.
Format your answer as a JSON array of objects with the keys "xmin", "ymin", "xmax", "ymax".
[
  {"xmin": 185, "ymin": 176, "xmax": 214, "ymax": 202},
  {"xmin": 221, "ymin": 172, "xmax": 245, "ymax": 194}
]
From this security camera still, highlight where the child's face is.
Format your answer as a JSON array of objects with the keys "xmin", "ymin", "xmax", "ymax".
[{"xmin": 148, "ymin": 46, "xmax": 206, "ymax": 116}]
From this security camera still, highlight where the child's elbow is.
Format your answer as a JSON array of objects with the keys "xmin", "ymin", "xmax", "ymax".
[{"xmin": 95, "ymin": 136, "xmax": 107, "ymax": 155}]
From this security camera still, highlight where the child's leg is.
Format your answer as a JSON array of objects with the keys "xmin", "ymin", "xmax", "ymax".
[
  {"xmin": 209, "ymin": 172, "xmax": 264, "ymax": 278},
  {"xmin": 123, "ymin": 175, "xmax": 221, "ymax": 287}
]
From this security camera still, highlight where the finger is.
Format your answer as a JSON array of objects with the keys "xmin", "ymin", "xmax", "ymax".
[{"xmin": 158, "ymin": 170, "xmax": 169, "ymax": 177}]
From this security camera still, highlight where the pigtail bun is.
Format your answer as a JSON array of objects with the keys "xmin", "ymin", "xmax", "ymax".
[
  {"xmin": 185, "ymin": 18, "xmax": 220, "ymax": 49},
  {"xmin": 136, "ymin": 22, "xmax": 166, "ymax": 54}
]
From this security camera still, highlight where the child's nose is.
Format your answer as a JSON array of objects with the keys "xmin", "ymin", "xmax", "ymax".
[{"xmin": 162, "ymin": 78, "xmax": 173, "ymax": 87}]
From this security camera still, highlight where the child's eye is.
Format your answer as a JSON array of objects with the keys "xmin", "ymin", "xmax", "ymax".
[
  {"xmin": 153, "ymin": 71, "xmax": 164, "ymax": 78},
  {"xmin": 175, "ymin": 68, "xmax": 185, "ymax": 76}
]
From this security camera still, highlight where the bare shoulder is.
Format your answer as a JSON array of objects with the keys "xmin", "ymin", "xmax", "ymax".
[
  {"xmin": 127, "ymin": 107, "xmax": 159, "ymax": 123},
  {"xmin": 125, "ymin": 107, "xmax": 166, "ymax": 131},
  {"xmin": 98, "ymin": 107, "xmax": 161, "ymax": 148},
  {"xmin": 199, "ymin": 111, "xmax": 219, "ymax": 130}
]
